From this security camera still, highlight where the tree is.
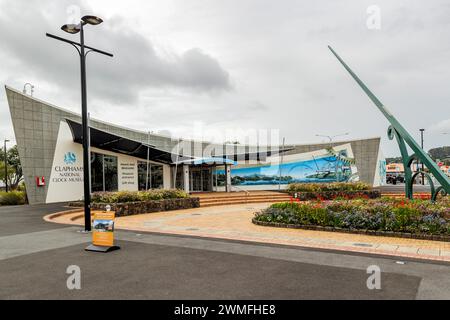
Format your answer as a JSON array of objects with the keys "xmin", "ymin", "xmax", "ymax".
[
  {"xmin": 0, "ymin": 161, "xmax": 15, "ymax": 188},
  {"xmin": 386, "ymin": 157, "xmax": 403, "ymax": 164},
  {"xmin": 0, "ymin": 145, "xmax": 23, "ymax": 190},
  {"xmin": 7, "ymin": 145, "xmax": 23, "ymax": 188},
  {"xmin": 428, "ymin": 146, "xmax": 450, "ymax": 165}
]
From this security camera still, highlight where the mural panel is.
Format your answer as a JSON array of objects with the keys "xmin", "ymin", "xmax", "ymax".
[{"xmin": 216, "ymin": 144, "xmax": 359, "ymax": 189}]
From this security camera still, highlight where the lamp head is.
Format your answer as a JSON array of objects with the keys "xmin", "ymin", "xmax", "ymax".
[
  {"xmin": 82, "ymin": 15, "xmax": 103, "ymax": 25},
  {"xmin": 61, "ymin": 24, "xmax": 80, "ymax": 34}
]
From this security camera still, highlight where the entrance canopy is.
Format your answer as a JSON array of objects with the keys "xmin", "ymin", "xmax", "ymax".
[{"xmin": 66, "ymin": 119, "xmax": 192, "ymax": 165}]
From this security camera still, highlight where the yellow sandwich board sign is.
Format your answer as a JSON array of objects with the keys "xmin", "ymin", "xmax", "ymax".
[{"xmin": 85, "ymin": 208, "xmax": 120, "ymax": 253}]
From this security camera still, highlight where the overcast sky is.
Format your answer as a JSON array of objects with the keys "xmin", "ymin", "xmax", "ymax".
[{"xmin": 0, "ymin": 0, "xmax": 449, "ymax": 156}]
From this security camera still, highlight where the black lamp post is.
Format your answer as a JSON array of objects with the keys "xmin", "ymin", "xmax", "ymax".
[
  {"xmin": 420, "ymin": 129, "xmax": 425, "ymax": 185},
  {"xmin": 47, "ymin": 16, "xmax": 113, "ymax": 231},
  {"xmin": 315, "ymin": 133, "xmax": 350, "ymax": 143},
  {"xmin": 3, "ymin": 139, "xmax": 9, "ymax": 192}
]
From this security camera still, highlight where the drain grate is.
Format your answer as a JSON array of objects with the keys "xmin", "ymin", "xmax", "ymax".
[
  {"xmin": 191, "ymin": 213, "xmax": 202, "ymax": 216},
  {"xmin": 353, "ymin": 243, "xmax": 373, "ymax": 248},
  {"xmin": 186, "ymin": 228, "xmax": 200, "ymax": 231}
]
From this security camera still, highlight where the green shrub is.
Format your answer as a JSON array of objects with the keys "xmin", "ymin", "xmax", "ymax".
[
  {"xmin": 91, "ymin": 189, "xmax": 189, "ymax": 204},
  {"xmin": 0, "ymin": 191, "xmax": 26, "ymax": 206},
  {"xmin": 287, "ymin": 182, "xmax": 371, "ymax": 193},
  {"xmin": 17, "ymin": 181, "xmax": 26, "ymax": 192}
]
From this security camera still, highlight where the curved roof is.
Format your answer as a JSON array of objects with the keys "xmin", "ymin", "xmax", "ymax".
[
  {"xmin": 66, "ymin": 119, "xmax": 290, "ymax": 164},
  {"xmin": 66, "ymin": 119, "xmax": 191, "ymax": 164}
]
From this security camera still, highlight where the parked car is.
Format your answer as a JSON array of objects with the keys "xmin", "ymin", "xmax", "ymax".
[{"xmin": 386, "ymin": 173, "xmax": 405, "ymax": 184}]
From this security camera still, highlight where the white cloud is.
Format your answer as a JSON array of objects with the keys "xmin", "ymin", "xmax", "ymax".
[
  {"xmin": 429, "ymin": 119, "xmax": 450, "ymax": 134},
  {"xmin": 1, "ymin": 0, "xmax": 450, "ymax": 157}
]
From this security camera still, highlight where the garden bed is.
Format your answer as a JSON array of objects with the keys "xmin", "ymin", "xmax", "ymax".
[
  {"xmin": 68, "ymin": 189, "xmax": 199, "ymax": 216},
  {"xmin": 252, "ymin": 219, "xmax": 450, "ymax": 242},
  {"xmin": 253, "ymin": 198, "xmax": 450, "ymax": 242}
]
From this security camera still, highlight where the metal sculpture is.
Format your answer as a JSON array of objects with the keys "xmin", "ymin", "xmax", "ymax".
[{"xmin": 328, "ymin": 46, "xmax": 449, "ymax": 201}]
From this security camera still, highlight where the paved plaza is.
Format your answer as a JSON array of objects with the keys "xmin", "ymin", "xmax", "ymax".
[
  {"xmin": 48, "ymin": 203, "xmax": 450, "ymax": 262},
  {"xmin": 0, "ymin": 203, "xmax": 449, "ymax": 299}
]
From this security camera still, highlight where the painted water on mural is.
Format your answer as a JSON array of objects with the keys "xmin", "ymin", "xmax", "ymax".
[{"xmin": 216, "ymin": 155, "xmax": 356, "ymax": 186}]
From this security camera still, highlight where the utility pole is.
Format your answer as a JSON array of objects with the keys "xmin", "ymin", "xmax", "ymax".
[
  {"xmin": 3, "ymin": 139, "xmax": 9, "ymax": 192},
  {"xmin": 173, "ymin": 138, "xmax": 181, "ymax": 188},
  {"xmin": 278, "ymin": 137, "xmax": 285, "ymax": 191},
  {"xmin": 146, "ymin": 131, "xmax": 150, "ymax": 190}
]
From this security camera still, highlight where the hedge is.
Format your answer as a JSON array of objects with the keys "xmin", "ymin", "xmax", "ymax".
[
  {"xmin": 290, "ymin": 190, "xmax": 380, "ymax": 201},
  {"xmin": 88, "ymin": 198, "xmax": 200, "ymax": 217},
  {"xmin": 286, "ymin": 182, "xmax": 371, "ymax": 193},
  {"xmin": 69, "ymin": 189, "xmax": 196, "ymax": 216},
  {"xmin": 91, "ymin": 189, "xmax": 189, "ymax": 204}
]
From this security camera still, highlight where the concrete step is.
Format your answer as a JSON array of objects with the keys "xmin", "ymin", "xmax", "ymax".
[
  {"xmin": 201, "ymin": 195, "xmax": 290, "ymax": 202},
  {"xmin": 196, "ymin": 192, "xmax": 288, "ymax": 199},
  {"xmin": 199, "ymin": 195, "xmax": 290, "ymax": 202},
  {"xmin": 200, "ymin": 198, "xmax": 290, "ymax": 207},
  {"xmin": 201, "ymin": 196, "xmax": 290, "ymax": 202}
]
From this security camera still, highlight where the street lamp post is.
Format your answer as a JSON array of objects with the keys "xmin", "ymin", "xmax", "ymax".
[
  {"xmin": 420, "ymin": 129, "xmax": 425, "ymax": 185},
  {"xmin": 278, "ymin": 137, "xmax": 286, "ymax": 191},
  {"xmin": 146, "ymin": 131, "xmax": 150, "ymax": 190},
  {"xmin": 3, "ymin": 139, "xmax": 9, "ymax": 192},
  {"xmin": 46, "ymin": 16, "xmax": 113, "ymax": 231},
  {"xmin": 315, "ymin": 132, "xmax": 350, "ymax": 142}
]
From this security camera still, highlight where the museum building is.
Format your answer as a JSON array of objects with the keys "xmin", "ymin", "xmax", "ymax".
[{"xmin": 5, "ymin": 86, "xmax": 386, "ymax": 204}]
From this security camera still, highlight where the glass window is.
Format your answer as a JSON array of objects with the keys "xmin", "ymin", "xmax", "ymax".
[
  {"xmin": 104, "ymin": 155, "xmax": 118, "ymax": 192},
  {"xmin": 151, "ymin": 165, "xmax": 163, "ymax": 189},
  {"xmin": 90, "ymin": 152, "xmax": 118, "ymax": 192},
  {"xmin": 175, "ymin": 166, "xmax": 184, "ymax": 190},
  {"xmin": 138, "ymin": 161, "xmax": 150, "ymax": 191},
  {"xmin": 138, "ymin": 161, "xmax": 164, "ymax": 190},
  {"xmin": 91, "ymin": 153, "xmax": 104, "ymax": 192}
]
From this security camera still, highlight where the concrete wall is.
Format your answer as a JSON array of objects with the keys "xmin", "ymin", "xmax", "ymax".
[{"xmin": 6, "ymin": 86, "xmax": 382, "ymax": 204}]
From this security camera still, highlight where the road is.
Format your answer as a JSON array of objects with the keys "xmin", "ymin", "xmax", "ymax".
[{"xmin": 0, "ymin": 203, "xmax": 449, "ymax": 299}]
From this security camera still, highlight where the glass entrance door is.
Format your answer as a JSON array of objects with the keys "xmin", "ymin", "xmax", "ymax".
[
  {"xmin": 191, "ymin": 169, "xmax": 202, "ymax": 192},
  {"xmin": 202, "ymin": 168, "xmax": 211, "ymax": 191},
  {"xmin": 190, "ymin": 167, "xmax": 212, "ymax": 192}
]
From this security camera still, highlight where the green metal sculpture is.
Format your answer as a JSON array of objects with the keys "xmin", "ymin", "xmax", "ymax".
[{"xmin": 328, "ymin": 46, "xmax": 449, "ymax": 201}]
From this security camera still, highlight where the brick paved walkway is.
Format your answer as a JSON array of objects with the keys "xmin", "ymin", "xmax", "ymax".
[{"xmin": 46, "ymin": 203, "xmax": 450, "ymax": 262}]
